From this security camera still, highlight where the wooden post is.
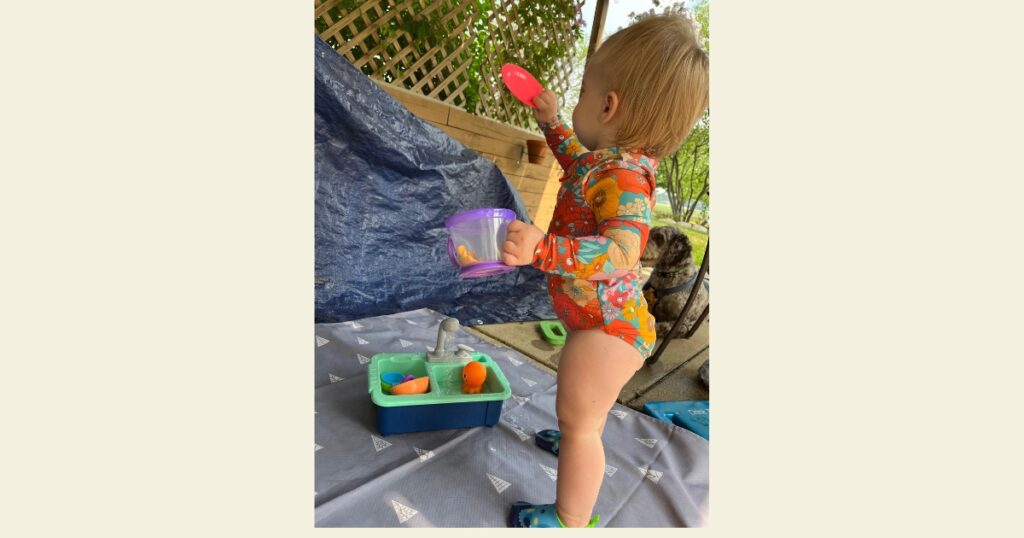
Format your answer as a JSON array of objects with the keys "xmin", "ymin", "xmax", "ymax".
[{"xmin": 586, "ymin": 0, "xmax": 610, "ymax": 64}]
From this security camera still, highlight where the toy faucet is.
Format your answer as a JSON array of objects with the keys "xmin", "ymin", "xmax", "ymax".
[{"xmin": 428, "ymin": 318, "xmax": 463, "ymax": 362}]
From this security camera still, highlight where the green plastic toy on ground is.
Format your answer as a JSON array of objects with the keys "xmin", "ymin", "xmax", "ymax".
[{"xmin": 538, "ymin": 320, "xmax": 567, "ymax": 346}]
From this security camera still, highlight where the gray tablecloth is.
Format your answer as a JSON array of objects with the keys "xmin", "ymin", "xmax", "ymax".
[{"xmin": 314, "ymin": 308, "xmax": 709, "ymax": 527}]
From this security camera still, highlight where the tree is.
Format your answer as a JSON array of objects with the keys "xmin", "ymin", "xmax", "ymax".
[
  {"xmin": 627, "ymin": 0, "xmax": 710, "ymax": 226},
  {"xmin": 661, "ymin": 115, "xmax": 708, "ymax": 222},
  {"xmin": 559, "ymin": 32, "xmax": 589, "ymax": 120}
]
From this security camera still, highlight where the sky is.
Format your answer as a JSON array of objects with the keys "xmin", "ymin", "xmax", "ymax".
[
  {"xmin": 600, "ymin": 0, "xmax": 658, "ymax": 33},
  {"xmin": 581, "ymin": 0, "xmax": 695, "ymax": 37}
]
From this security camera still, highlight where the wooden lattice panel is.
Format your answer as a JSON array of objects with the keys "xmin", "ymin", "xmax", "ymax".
[
  {"xmin": 472, "ymin": 0, "xmax": 581, "ymax": 129},
  {"xmin": 315, "ymin": 0, "xmax": 582, "ymax": 130}
]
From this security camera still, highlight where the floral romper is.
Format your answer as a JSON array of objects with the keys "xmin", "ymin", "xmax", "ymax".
[{"xmin": 530, "ymin": 116, "xmax": 659, "ymax": 358}]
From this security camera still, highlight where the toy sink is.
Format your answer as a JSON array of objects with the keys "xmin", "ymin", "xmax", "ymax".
[{"xmin": 368, "ymin": 352, "xmax": 512, "ymax": 436}]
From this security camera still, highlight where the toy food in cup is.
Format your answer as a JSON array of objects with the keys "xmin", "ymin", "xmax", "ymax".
[
  {"xmin": 445, "ymin": 208, "xmax": 517, "ymax": 278},
  {"xmin": 390, "ymin": 376, "xmax": 430, "ymax": 395},
  {"xmin": 455, "ymin": 244, "xmax": 481, "ymax": 266},
  {"xmin": 462, "ymin": 361, "xmax": 487, "ymax": 394}
]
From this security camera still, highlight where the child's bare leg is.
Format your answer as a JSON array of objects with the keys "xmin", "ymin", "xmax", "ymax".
[{"xmin": 554, "ymin": 329, "xmax": 644, "ymax": 527}]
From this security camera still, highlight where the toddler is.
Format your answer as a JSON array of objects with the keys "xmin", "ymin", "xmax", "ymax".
[{"xmin": 501, "ymin": 13, "xmax": 709, "ymax": 528}]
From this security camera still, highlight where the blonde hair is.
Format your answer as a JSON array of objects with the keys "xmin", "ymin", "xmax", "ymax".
[{"xmin": 588, "ymin": 13, "xmax": 709, "ymax": 158}]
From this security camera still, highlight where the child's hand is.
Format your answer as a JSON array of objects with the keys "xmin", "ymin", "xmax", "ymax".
[
  {"xmin": 502, "ymin": 219, "xmax": 545, "ymax": 266},
  {"xmin": 531, "ymin": 90, "xmax": 559, "ymax": 125}
]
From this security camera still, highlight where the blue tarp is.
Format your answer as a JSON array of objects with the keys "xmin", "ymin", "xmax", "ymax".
[{"xmin": 314, "ymin": 37, "xmax": 555, "ymax": 325}]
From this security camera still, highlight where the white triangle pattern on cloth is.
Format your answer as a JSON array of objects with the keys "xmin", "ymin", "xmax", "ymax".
[
  {"xmin": 371, "ymin": 435, "xmax": 392, "ymax": 452},
  {"xmin": 414, "ymin": 447, "xmax": 434, "ymax": 462},
  {"xmin": 357, "ymin": 337, "xmax": 369, "ymax": 345},
  {"xmin": 406, "ymin": 319, "xmax": 417, "ymax": 325},
  {"xmin": 522, "ymin": 377, "xmax": 537, "ymax": 387},
  {"xmin": 315, "ymin": 335, "xmax": 329, "ymax": 347},
  {"xmin": 635, "ymin": 438, "xmax": 658, "ymax": 448},
  {"xmin": 328, "ymin": 373, "xmax": 343, "ymax": 384},
  {"xmin": 636, "ymin": 465, "xmax": 663, "ymax": 484},
  {"xmin": 357, "ymin": 354, "xmax": 370, "ymax": 364},
  {"xmin": 314, "ymin": 443, "xmax": 323, "ymax": 452},
  {"xmin": 487, "ymin": 473, "xmax": 511, "ymax": 494},
  {"xmin": 347, "ymin": 321, "xmax": 365, "ymax": 329},
  {"xmin": 605, "ymin": 464, "xmax": 618, "ymax": 477},
  {"xmin": 506, "ymin": 355, "xmax": 523, "ymax": 367},
  {"xmin": 399, "ymin": 339, "xmax": 413, "ymax": 348},
  {"xmin": 540, "ymin": 464, "xmax": 558, "ymax": 481},
  {"xmin": 502, "ymin": 421, "xmax": 530, "ymax": 441},
  {"xmin": 511, "ymin": 395, "xmax": 529, "ymax": 406},
  {"xmin": 610, "ymin": 409, "xmax": 628, "ymax": 420},
  {"xmin": 391, "ymin": 500, "xmax": 418, "ymax": 523}
]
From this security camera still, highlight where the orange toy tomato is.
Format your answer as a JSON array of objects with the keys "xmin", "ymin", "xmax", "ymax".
[{"xmin": 462, "ymin": 361, "xmax": 487, "ymax": 394}]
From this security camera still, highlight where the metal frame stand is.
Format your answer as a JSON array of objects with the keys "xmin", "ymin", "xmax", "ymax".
[{"xmin": 646, "ymin": 242, "xmax": 709, "ymax": 366}]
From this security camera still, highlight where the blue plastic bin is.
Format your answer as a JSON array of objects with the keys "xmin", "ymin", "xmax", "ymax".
[{"xmin": 368, "ymin": 352, "xmax": 512, "ymax": 436}]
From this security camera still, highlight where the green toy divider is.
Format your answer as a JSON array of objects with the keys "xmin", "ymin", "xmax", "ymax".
[{"xmin": 368, "ymin": 352, "xmax": 512, "ymax": 407}]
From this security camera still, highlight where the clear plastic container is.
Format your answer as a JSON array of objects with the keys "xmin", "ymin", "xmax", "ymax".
[{"xmin": 445, "ymin": 208, "xmax": 517, "ymax": 278}]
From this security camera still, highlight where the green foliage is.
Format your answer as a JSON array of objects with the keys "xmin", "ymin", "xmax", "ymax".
[
  {"xmin": 654, "ymin": 204, "xmax": 675, "ymax": 220},
  {"xmin": 318, "ymin": 0, "xmax": 584, "ymax": 117},
  {"xmin": 626, "ymin": 0, "xmax": 711, "ymax": 226},
  {"xmin": 692, "ymin": 0, "xmax": 709, "ymax": 53},
  {"xmin": 658, "ymin": 114, "xmax": 709, "ymax": 224},
  {"xmin": 462, "ymin": 0, "xmax": 493, "ymax": 114},
  {"xmin": 465, "ymin": 0, "xmax": 584, "ymax": 114},
  {"xmin": 558, "ymin": 32, "xmax": 589, "ymax": 119}
]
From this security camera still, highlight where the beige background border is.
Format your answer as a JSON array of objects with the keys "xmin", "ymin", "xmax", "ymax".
[{"xmin": 3, "ymin": 0, "xmax": 1022, "ymax": 535}]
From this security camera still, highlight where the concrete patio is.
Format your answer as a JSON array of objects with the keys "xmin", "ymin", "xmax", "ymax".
[{"xmin": 467, "ymin": 318, "xmax": 709, "ymax": 411}]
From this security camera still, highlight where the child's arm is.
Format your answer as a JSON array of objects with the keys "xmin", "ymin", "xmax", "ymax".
[
  {"xmin": 531, "ymin": 165, "xmax": 654, "ymax": 280},
  {"xmin": 532, "ymin": 90, "xmax": 587, "ymax": 171}
]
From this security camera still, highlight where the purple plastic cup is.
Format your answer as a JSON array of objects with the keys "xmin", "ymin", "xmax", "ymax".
[{"xmin": 444, "ymin": 208, "xmax": 517, "ymax": 278}]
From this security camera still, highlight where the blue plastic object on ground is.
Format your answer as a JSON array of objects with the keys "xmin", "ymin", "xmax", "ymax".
[{"xmin": 642, "ymin": 400, "xmax": 709, "ymax": 440}]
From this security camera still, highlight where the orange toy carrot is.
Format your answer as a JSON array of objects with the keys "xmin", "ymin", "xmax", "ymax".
[{"xmin": 462, "ymin": 361, "xmax": 487, "ymax": 394}]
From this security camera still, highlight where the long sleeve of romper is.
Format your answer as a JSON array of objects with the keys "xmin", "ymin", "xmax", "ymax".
[
  {"xmin": 531, "ymin": 165, "xmax": 653, "ymax": 280},
  {"xmin": 540, "ymin": 115, "xmax": 589, "ymax": 172}
]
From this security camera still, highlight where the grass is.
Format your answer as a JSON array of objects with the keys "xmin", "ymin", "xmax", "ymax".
[
  {"xmin": 651, "ymin": 217, "xmax": 708, "ymax": 266},
  {"xmin": 654, "ymin": 203, "xmax": 708, "ymax": 224}
]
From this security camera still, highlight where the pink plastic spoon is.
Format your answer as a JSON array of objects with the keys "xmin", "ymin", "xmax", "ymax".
[{"xmin": 501, "ymin": 63, "xmax": 544, "ymax": 107}]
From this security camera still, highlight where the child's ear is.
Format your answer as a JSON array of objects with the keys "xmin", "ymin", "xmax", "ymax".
[{"xmin": 599, "ymin": 90, "xmax": 620, "ymax": 124}]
